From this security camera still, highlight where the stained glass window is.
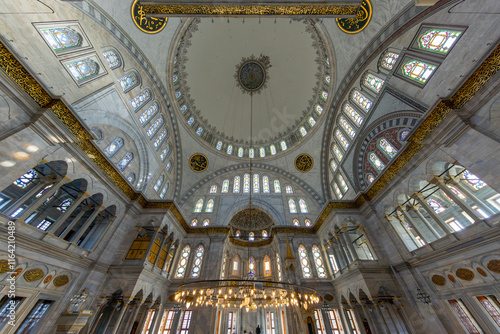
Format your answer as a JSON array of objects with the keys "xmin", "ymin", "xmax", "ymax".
[
  {"xmin": 344, "ymin": 104, "xmax": 363, "ymax": 125},
  {"xmin": 174, "ymin": 245, "xmax": 191, "ymax": 278},
  {"xmin": 380, "ymin": 52, "xmax": 399, "ymax": 70},
  {"xmin": 298, "ymin": 244, "xmax": 312, "ymax": 278},
  {"xmin": 280, "ymin": 141, "xmax": 287, "ymax": 151},
  {"xmin": 91, "ymin": 127, "xmax": 103, "ymax": 142},
  {"xmin": 14, "ymin": 170, "xmax": 38, "ymax": 189},
  {"xmin": 160, "ymin": 143, "xmax": 171, "ymax": 161},
  {"xmin": 147, "ymin": 116, "xmax": 164, "ymax": 138},
  {"xmin": 402, "ymin": 60, "xmax": 436, "ymax": 83},
  {"xmin": 166, "ymin": 160, "xmax": 173, "ymax": 173},
  {"xmin": 336, "ymin": 130, "xmax": 349, "ymax": 150},
  {"xmin": 173, "ymin": 74, "xmax": 178, "ymax": 83},
  {"xmin": 139, "ymin": 102, "xmax": 159, "ymax": 125},
  {"xmin": 194, "ymin": 199, "xmax": 203, "ymax": 213},
  {"xmin": 222, "ymin": 180, "xmax": 229, "ymax": 193},
  {"xmin": 286, "ymin": 185, "xmax": 293, "ymax": 194},
  {"xmin": 321, "ymin": 91, "xmax": 328, "ymax": 100},
  {"xmin": 253, "ymin": 174, "xmax": 260, "ymax": 193},
  {"xmin": 102, "ymin": 50, "xmax": 120, "ymax": 69},
  {"xmin": 153, "ymin": 129, "xmax": 167, "ymax": 150},
  {"xmin": 315, "ymin": 105, "xmax": 323, "ymax": 115},
  {"xmin": 379, "ymin": 138, "xmax": 397, "ymax": 158},
  {"xmin": 41, "ymin": 28, "xmax": 81, "ymax": 51},
  {"xmin": 249, "ymin": 233, "xmax": 255, "ymax": 242},
  {"xmin": 180, "ymin": 105, "xmax": 187, "ymax": 113},
  {"xmin": 238, "ymin": 147, "xmax": 244, "ymax": 157},
  {"xmin": 227, "ymin": 145, "xmax": 233, "ymax": 155},
  {"xmin": 57, "ymin": 198, "xmax": 73, "ymax": 212},
  {"xmin": 191, "ymin": 219, "xmax": 197, "ymax": 227},
  {"xmin": 325, "ymin": 75, "xmax": 331, "ymax": 84},
  {"xmin": 448, "ymin": 299, "xmax": 481, "ymax": 334},
  {"xmin": 205, "ymin": 199, "xmax": 214, "ymax": 213},
  {"xmin": 249, "ymin": 148, "xmax": 254, "ymax": 158},
  {"xmin": 190, "ymin": 244, "xmax": 204, "ymax": 278},
  {"xmin": 154, "ymin": 175, "xmax": 164, "ymax": 192},
  {"xmin": 312, "ymin": 245, "xmax": 327, "ymax": 278},
  {"xmin": 216, "ymin": 141, "xmax": 222, "ymax": 150},
  {"xmin": 243, "ymin": 174, "xmax": 250, "ymax": 193},
  {"xmin": 369, "ymin": 152, "xmax": 385, "ymax": 171},
  {"xmin": 235, "ymin": 231, "xmax": 240, "ymax": 238},
  {"xmin": 233, "ymin": 176, "xmax": 240, "ymax": 193},
  {"xmin": 130, "ymin": 89, "xmax": 151, "ymax": 110},
  {"xmin": 274, "ymin": 180, "xmax": 281, "ymax": 193},
  {"xmin": 339, "ymin": 117, "xmax": 356, "ymax": 138},
  {"xmin": 117, "ymin": 152, "xmax": 133, "ymax": 171},
  {"xmin": 263, "ymin": 176, "xmax": 270, "ymax": 193},
  {"xmin": 175, "ymin": 91, "xmax": 181, "ymax": 99},
  {"xmin": 367, "ymin": 174, "xmax": 375, "ymax": 183},
  {"xmin": 293, "ymin": 219, "xmax": 300, "ymax": 227},
  {"xmin": 160, "ymin": 184, "xmax": 168, "ymax": 199},
  {"xmin": 289, "ymin": 199, "xmax": 297, "ymax": 213},
  {"xmin": 210, "ymin": 185, "xmax": 217, "ymax": 193},
  {"xmin": 119, "ymin": 73, "xmax": 138, "ymax": 92},
  {"xmin": 270, "ymin": 145, "xmax": 276, "ymax": 155},
  {"xmin": 363, "ymin": 73, "xmax": 385, "ymax": 93},
  {"xmin": 263, "ymin": 255, "xmax": 271, "ymax": 276},
  {"xmin": 104, "ymin": 137, "xmax": 124, "ymax": 158},
  {"xmin": 203, "ymin": 219, "xmax": 210, "ymax": 226},
  {"xmin": 338, "ymin": 175, "xmax": 348, "ymax": 193},
  {"xmin": 248, "ymin": 256, "xmax": 255, "ymax": 275},
  {"xmin": 127, "ymin": 173, "xmax": 136, "ymax": 183},
  {"xmin": 427, "ymin": 199, "xmax": 445, "ymax": 213},
  {"xmin": 263, "ymin": 230, "xmax": 268, "ymax": 239},
  {"xmin": 305, "ymin": 219, "xmax": 311, "ymax": 227},
  {"xmin": 419, "ymin": 29, "xmax": 462, "ymax": 53},
  {"xmin": 352, "ymin": 90, "xmax": 372, "ymax": 112},
  {"xmin": 309, "ymin": 117, "xmax": 316, "ymax": 127},
  {"xmin": 448, "ymin": 186, "xmax": 466, "ymax": 199},
  {"xmin": 332, "ymin": 145, "xmax": 343, "ymax": 161},
  {"xmin": 463, "ymin": 170, "xmax": 487, "ymax": 190},
  {"xmin": 276, "ymin": 253, "xmax": 282, "ymax": 281},
  {"xmin": 259, "ymin": 147, "xmax": 266, "ymax": 158},
  {"xmin": 300, "ymin": 127, "xmax": 307, "ymax": 137},
  {"xmin": 66, "ymin": 58, "xmax": 99, "ymax": 81},
  {"xmin": 400, "ymin": 130, "xmax": 409, "ymax": 141},
  {"xmin": 477, "ymin": 296, "xmax": 500, "ymax": 328},
  {"xmin": 299, "ymin": 199, "xmax": 308, "ymax": 213},
  {"xmin": 330, "ymin": 160, "xmax": 338, "ymax": 172},
  {"xmin": 334, "ymin": 183, "xmax": 343, "ymax": 199},
  {"xmin": 196, "ymin": 127, "xmax": 203, "ymax": 136}
]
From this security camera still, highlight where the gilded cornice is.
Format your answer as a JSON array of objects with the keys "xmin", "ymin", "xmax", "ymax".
[
  {"xmin": 141, "ymin": 4, "xmax": 359, "ymax": 17},
  {"xmin": 230, "ymin": 236, "xmax": 274, "ymax": 247}
]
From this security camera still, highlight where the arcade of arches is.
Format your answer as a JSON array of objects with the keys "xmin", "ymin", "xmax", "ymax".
[{"xmin": 0, "ymin": 0, "xmax": 500, "ymax": 333}]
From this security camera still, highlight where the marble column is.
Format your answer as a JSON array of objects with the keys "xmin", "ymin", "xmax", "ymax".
[
  {"xmin": 4, "ymin": 180, "xmax": 49, "ymax": 216},
  {"xmin": 69, "ymin": 207, "xmax": 105, "ymax": 244},
  {"xmin": 386, "ymin": 213, "xmax": 419, "ymax": 249},
  {"xmin": 333, "ymin": 237, "xmax": 349, "ymax": 268},
  {"xmin": 408, "ymin": 205, "xmax": 443, "ymax": 239},
  {"xmin": 412, "ymin": 193, "xmax": 454, "ymax": 235},
  {"xmin": 451, "ymin": 178, "xmax": 496, "ymax": 216},
  {"xmin": 341, "ymin": 230, "xmax": 359, "ymax": 262},
  {"xmin": 122, "ymin": 302, "xmax": 142, "ymax": 334},
  {"xmin": 58, "ymin": 208, "xmax": 90, "ymax": 239},
  {"xmin": 397, "ymin": 208, "xmax": 430, "ymax": 243},
  {"xmin": 16, "ymin": 181, "xmax": 64, "ymax": 222},
  {"xmin": 80, "ymin": 216, "xmax": 116, "ymax": 249},
  {"xmin": 432, "ymin": 177, "xmax": 483, "ymax": 222},
  {"xmin": 136, "ymin": 302, "xmax": 153, "ymax": 333},
  {"xmin": 151, "ymin": 304, "xmax": 165, "ymax": 334},
  {"xmin": 110, "ymin": 302, "xmax": 129, "ymax": 334},
  {"xmin": 46, "ymin": 193, "xmax": 87, "ymax": 234},
  {"xmin": 145, "ymin": 227, "xmax": 161, "ymax": 264}
]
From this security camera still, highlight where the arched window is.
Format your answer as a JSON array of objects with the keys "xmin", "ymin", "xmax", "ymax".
[
  {"xmin": 262, "ymin": 230, "xmax": 268, "ymax": 239},
  {"xmin": 248, "ymin": 148, "xmax": 254, "ymax": 159},
  {"xmin": 14, "ymin": 170, "xmax": 38, "ymax": 189},
  {"xmin": 233, "ymin": 176, "xmax": 240, "ymax": 193},
  {"xmin": 351, "ymin": 90, "xmax": 372, "ymax": 112},
  {"xmin": 369, "ymin": 152, "xmax": 385, "ymax": 172},
  {"xmin": 160, "ymin": 143, "xmax": 171, "ymax": 162},
  {"xmin": 65, "ymin": 57, "xmax": 96, "ymax": 81},
  {"xmin": 127, "ymin": 173, "xmax": 136, "ymax": 183},
  {"xmin": 41, "ymin": 28, "xmax": 81, "ymax": 51},
  {"xmin": 363, "ymin": 73, "xmax": 385, "ymax": 93},
  {"xmin": 227, "ymin": 145, "xmax": 233, "ymax": 155},
  {"xmin": 36, "ymin": 185, "xmax": 56, "ymax": 202},
  {"xmin": 299, "ymin": 199, "xmax": 308, "ymax": 213},
  {"xmin": 380, "ymin": 52, "xmax": 399, "ymax": 70},
  {"xmin": 196, "ymin": 127, "xmax": 203, "ymax": 136},
  {"xmin": 166, "ymin": 160, "xmax": 173, "ymax": 173},
  {"xmin": 333, "ymin": 183, "xmax": 343, "ymax": 199},
  {"xmin": 175, "ymin": 91, "xmax": 181, "ymax": 99},
  {"xmin": 253, "ymin": 174, "xmax": 260, "ymax": 193},
  {"xmin": 260, "ymin": 147, "xmax": 266, "ymax": 158},
  {"xmin": 400, "ymin": 130, "xmax": 409, "ymax": 141},
  {"xmin": 463, "ymin": 170, "xmax": 487, "ymax": 190},
  {"xmin": 312, "ymin": 245, "xmax": 327, "ymax": 278},
  {"xmin": 298, "ymin": 244, "xmax": 312, "ymax": 278},
  {"xmin": 248, "ymin": 256, "xmax": 255, "ymax": 275},
  {"xmin": 235, "ymin": 231, "xmax": 240, "ymax": 238},
  {"xmin": 367, "ymin": 174, "xmax": 375, "ymax": 183},
  {"xmin": 263, "ymin": 176, "xmax": 270, "ymax": 193},
  {"xmin": 276, "ymin": 253, "xmax": 282, "ymax": 281},
  {"xmin": 222, "ymin": 180, "xmax": 229, "ymax": 193},
  {"xmin": 293, "ymin": 219, "xmax": 300, "ymax": 227},
  {"xmin": 300, "ymin": 127, "xmax": 307, "ymax": 137},
  {"xmin": 286, "ymin": 185, "xmax": 294, "ymax": 194},
  {"xmin": 216, "ymin": 141, "xmax": 222, "ymax": 150},
  {"xmin": 57, "ymin": 198, "xmax": 73, "ymax": 212},
  {"xmin": 130, "ymin": 89, "xmax": 152, "ymax": 111},
  {"xmin": 238, "ymin": 147, "xmax": 244, "ymax": 157},
  {"xmin": 339, "ymin": 117, "xmax": 356, "ymax": 138},
  {"xmin": 330, "ymin": 160, "xmax": 338, "ymax": 172},
  {"xmin": 160, "ymin": 185, "xmax": 168, "ymax": 199},
  {"xmin": 402, "ymin": 60, "xmax": 436, "ymax": 84},
  {"xmin": 448, "ymin": 186, "xmax": 466, "ymax": 199},
  {"xmin": 117, "ymin": 152, "xmax": 134, "ymax": 171},
  {"xmin": 336, "ymin": 130, "xmax": 349, "ymax": 150},
  {"xmin": 191, "ymin": 219, "xmax": 197, "ymax": 226},
  {"xmin": 309, "ymin": 117, "xmax": 316, "ymax": 127},
  {"xmin": 203, "ymin": 219, "xmax": 210, "ymax": 226},
  {"xmin": 147, "ymin": 116, "xmax": 164, "ymax": 138},
  {"xmin": 205, "ymin": 199, "xmax": 214, "ymax": 213},
  {"xmin": 280, "ymin": 141, "xmax": 287, "ymax": 151},
  {"xmin": 91, "ymin": 127, "xmax": 103, "ymax": 142},
  {"xmin": 338, "ymin": 175, "xmax": 349, "ymax": 193},
  {"xmin": 154, "ymin": 175, "xmax": 164, "ymax": 192},
  {"xmin": 139, "ymin": 102, "xmax": 159, "ymax": 125},
  {"xmin": 263, "ymin": 255, "xmax": 271, "ymax": 277},
  {"xmin": 231, "ymin": 255, "xmax": 240, "ymax": 276},
  {"xmin": 379, "ymin": 138, "xmax": 398, "ymax": 158},
  {"xmin": 274, "ymin": 180, "xmax": 281, "ymax": 193},
  {"xmin": 289, "ymin": 199, "xmax": 297, "ymax": 213},
  {"xmin": 332, "ymin": 145, "xmax": 343, "ymax": 161},
  {"xmin": 210, "ymin": 185, "xmax": 218, "ymax": 193},
  {"xmin": 427, "ymin": 199, "xmax": 445, "ymax": 213},
  {"xmin": 321, "ymin": 91, "xmax": 328, "ymax": 100},
  {"xmin": 418, "ymin": 29, "xmax": 462, "ymax": 53},
  {"xmin": 187, "ymin": 117, "xmax": 194, "ymax": 126},
  {"xmin": 243, "ymin": 174, "xmax": 250, "ymax": 193},
  {"xmin": 153, "ymin": 129, "xmax": 167, "ymax": 150},
  {"xmin": 344, "ymin": 104, "xmax": 363, "ymax": 125},
  {"xmin": 249, "ymin": 232, "xmax": 255, "ymax": 242},
  {"xmin": 305, "ymin": 219, "xmax": 311, "ymax": 227},
  {"xmin": 102, "ymin": 50, "xmax": 121, "ymax": 69},
  {"xmin": 194, "ymin": 199, "xmax": 203, "ymax": 213},
  {"xmin": 315, "ymin": 104, "xmax": 323, "ymax": 115},
  {"xmin": 270, "ymin": 145, "xmax": 277, "ymax": 155},
  {"xmin": 174, "ymin": 245, "xmax": 191, "ymax": 278},
  {"xmin": 119, "ymin": 72, "xmax": 139, "ymax": 92},
  {"xmin": 104, "ymin": 137, "xmax": 124, "ymax": 157},
  {"xmin": 190, "ymin": 244, "xmax": 204, "ymax": 278}
]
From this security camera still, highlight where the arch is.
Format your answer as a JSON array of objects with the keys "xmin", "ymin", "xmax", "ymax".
[
  {"xmin": 312, "ymin": 244, "xmax": 327, "ymax": 278},
  {"xmin": 118, "ymin": 71, "xmax": 140, "ymax": 93},
  {"xmin": 298, "ymin": 244, "xmax": 312, "ymax": 278},
  {"xmin": 190, "ymin": 244, "xmax": 204, "ymax": 278},
  {"xmin": 231, "ymin": 254, "xmax": 241, "ymax": 277},
  {"xmin": 263, "ymin": 255, "xmax": 271, "ymax": 277},
  {"xmin": 174, "ymin": 244, "xmax": 191, "ymax": 278}
]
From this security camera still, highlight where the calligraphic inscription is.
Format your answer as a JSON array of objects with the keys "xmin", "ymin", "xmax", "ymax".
[
  {"xmin": 131, "ymin": 0, "xmax": 167, "ymax": 34},
  {"xmin": 295, "ymin": 154, "xmax": 313, "ymax": 172},
  {"xmin": 44, "ymin": 275, "xmax": 53, "ymax": 284},
  {"xmin": 431, "ymin": 274, "xmax": 446, "ymax": 286},
  {"xmin": 487, "ymin": 259, "xmax": 500, "ymax": 273},
  {"xmin": 53, "ymin": 275, "xmax": 70, "ymax": 287},
  {"xmin": 0, "ymin": 260, "xmax": 9, "ymax": 274},
  {"xmin": 23, "ymin": 268, "xmax": 45, "ymax": 282},
  {"xmin": 336, "ymin": 0, "xmax": 372, "ymax": 34},
  {"xmin": 456, "ymin": 268, "xmax": 474, "ymax": 281},
  {"xmin": 189, "ymin": 153, "xmax": 208, "ymax": 172}
]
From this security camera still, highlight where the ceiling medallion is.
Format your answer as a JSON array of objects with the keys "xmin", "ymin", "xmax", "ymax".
[
  {"xmin": 336, "ymin": 0, "xmax": 372, "ymax": 34},
  {"xmin": 189, "ymin": 153, "xmax": 208, "ymax": 172},
  {"xmin": 295, "ymin": 154, "xmax": 314, "ymax": 172},
  {"xmin": 131, "ymin": 0, "xmax": 167, "ymax": 34},
  {"xmin": 235, "ymin": 54, "xmax": 271, "ymax": 95}
]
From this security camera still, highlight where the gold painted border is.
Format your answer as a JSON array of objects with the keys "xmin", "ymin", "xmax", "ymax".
[{"xmin": 131, "ymin": 0, "xmax": 167, "ymax": 34}]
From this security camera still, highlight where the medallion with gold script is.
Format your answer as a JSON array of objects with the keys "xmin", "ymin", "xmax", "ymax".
[
  {"xmin": 189, "ymin": 154, "xmax": 208, "ymax": 172},
  {"xmin": 131, "ymin": 0, "xmax": 167, "ymax": 34},
  {"xmin": 336, "ymin": 0, "xmax": 372, "ymax": 34},
  {"xmin": 295, "ymin": 154, "xmax": 313, "ymax": 172}
]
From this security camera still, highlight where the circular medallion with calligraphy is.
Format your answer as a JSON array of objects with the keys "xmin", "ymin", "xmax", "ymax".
[
  {"xmin": 447, "ymin": 274, "xmax": 456, "ymax": 283},
  {"xmin": 189, "ymin": 153, "xmax": 208, "ymax": 172},
  {"xmin": 336, "ymin": 0, "xmax": 372, "ymax": 34},
  {"xmin": 476, "ymin": 268, "xmax": 487, "ymax": 277},
  {"xmin": 53, "ymin": 275, "xmax": 70, "ymax": 287},
  {"xmin": 456, "ymin": 268, "xmax": 474, "ymax": 281},
  {"xmin": 295, "ymin": 154, "xmax": 314, "ymax": 172},
  {"xmin": 487, "ymin": 259, "xmax": 500, "ymax": 273},
  {"xmin": 11, "ymin": 268, "xmax": 22, "ymax": 278},
  {"xmin": 23, "ymin": 268, "xmax": 45, "ymax": 282},
  {"xmin": 131, "ymin": 0, "xmax": 167, "ymax": 34},
  {"xmin": 0, "ymin": 260, "xmax": 10, "ymax": 274},
  {"xmin": 431, "ymin": 274, "xmax": 446, "ymax": 286},
  {"xmin": 44, "ymin": 275, "xmax": 53, "ymax": 284}
]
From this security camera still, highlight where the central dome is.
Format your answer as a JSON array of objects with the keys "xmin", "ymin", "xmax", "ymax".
[{"xmin": 170, "ymin": 18, "xmax": 334, "ymax": 157}]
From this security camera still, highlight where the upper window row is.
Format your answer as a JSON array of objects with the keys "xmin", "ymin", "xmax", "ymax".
[{"xmin": 209, "ymin": 177, "xmax": 294, "ymax": 195}]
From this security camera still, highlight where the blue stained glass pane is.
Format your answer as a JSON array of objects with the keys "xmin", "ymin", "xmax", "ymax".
[
  {"xmin": 41, "ymin": 28, "xmax": 81, "ymax": 51},
  {"xmin": 119, "ymin": 73, "xmax": 138, "ymax": 92},
  {"xmin": 400, "ymin": 130, "xmax": 409, "ymax": 141},
  {"xmin": 139, "ymin": 102, "xmax": 159, "ymax": 125},
  {"xmin": 57, "ymin": 198, "xmax": 73, "ymax": 212},
  {"xmin": 463, "ymin": 170, "xmax": 487, "ymax": 190},
  {"xmin": 104, "ymin": 137, "xmax": 124, "ymax": 157},
  {"xmin": 66, "ymin": 59, "xmax": 98, "ymax": 81},
  {"xmin": 379, "ymin": 138, "xmax": 397, "ymax": 158},
  {"xmin": 117, "ymin": 152, "xmax": 133, "ymax": 171},
  {"xmin": 369, "ymin": 152, "xmax": 385, "ymax": 171},
  {"xmin": 130, "ymin": 89, "xmax": 152, "ymax": 110},
  {"xmin": 14, "ymin": 170, "xmax": 38, "ymax": 189}
]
